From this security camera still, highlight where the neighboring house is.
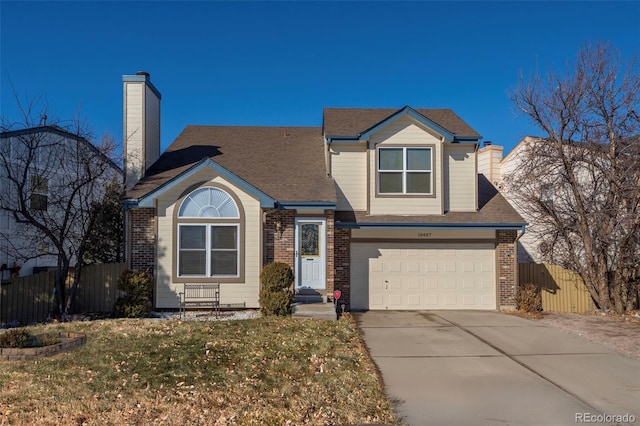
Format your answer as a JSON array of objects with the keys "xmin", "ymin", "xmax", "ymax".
[
  {"xmin": 478, "ymin": 137, "xmax": 543, "ymax": 263},
  {"xmin": 122, "ymin": 72, "xmax": 525, "ymax": 311},
  {"xmin": 0, "ymin": 124, "xmax": 122, "ymax": 277}
]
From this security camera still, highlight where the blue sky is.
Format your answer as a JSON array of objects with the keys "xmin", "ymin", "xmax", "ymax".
[{"xmin": 1, "ymin": 1, "xmax": 639, "ymax": 155}]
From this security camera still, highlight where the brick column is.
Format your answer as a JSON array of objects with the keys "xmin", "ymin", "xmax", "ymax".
[
  {"xmin": 325, "ymin": 210, "xmax": 335, "ymax": 298},
  {"xmin": 497, "ymin": 230, "xmax": 517, "ymax": 308},
  {"xmin": 334, "ymin": 228, "xmax": 351, "ymax": 308},
  {"xmin": 128, "ymin": 207, "xmax": 156, "ymax": 274}
]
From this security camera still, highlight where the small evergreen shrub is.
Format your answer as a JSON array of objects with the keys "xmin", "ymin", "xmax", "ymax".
[
  {"xmin": 114, "ymin": 269, "xmax": 153, "ymax": 318},
  {"xmin": 259, "ymin": 262, "xmax": 294, "ymax": 316},
  {"xmin": 515, "ymin": 282, "xmax": 543, "ymax": 313},
  {"xmin": 260, "ymin": 262, "xmax": 294, "ymax": 292}
]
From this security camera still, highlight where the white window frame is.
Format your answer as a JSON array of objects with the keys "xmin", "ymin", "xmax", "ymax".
[
  {"xmin": 377, "ymin": 147, "xmax": 432, "ymax": 195},
  {"xmin": 177, "ymin": 223, "xmax": 240, "ymax": 278}
]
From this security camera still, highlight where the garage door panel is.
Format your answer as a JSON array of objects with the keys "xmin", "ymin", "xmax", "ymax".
[
  {"xmin": 426, "ymin": 261, "xmax": 438, "ymax": 272},
  {"xmin": 351, "ymin": 242, "xmax": 496, "ymax": 310}
]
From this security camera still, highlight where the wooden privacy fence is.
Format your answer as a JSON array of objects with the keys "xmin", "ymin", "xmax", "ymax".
[
  {"xmin": 519, "ymin": 263, "xmax": 595, "ymax": 313},
  {"xmin": 0, "ymin": 262, "xmax": 127, "ymax": 325}
]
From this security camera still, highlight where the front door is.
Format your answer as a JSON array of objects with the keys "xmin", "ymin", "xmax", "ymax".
[{"xmin": 295, "ymin": 219, "xmax": 325, "ymax": 290}]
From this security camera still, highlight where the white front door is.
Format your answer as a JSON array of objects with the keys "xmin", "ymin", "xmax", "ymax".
[{"xmin": 295, "ymin": 219, "xmax": 326, "ymax": 290}]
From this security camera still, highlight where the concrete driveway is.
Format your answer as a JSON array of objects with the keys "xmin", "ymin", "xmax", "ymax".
[{"xmin": 355, "ymin": 311, "xmax": 640, "ymax": 426}]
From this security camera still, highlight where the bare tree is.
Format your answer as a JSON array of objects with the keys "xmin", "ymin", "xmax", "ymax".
[
  {"xmin": 508, "ymin": 42, "xmax": 640, "ymax": 313},
  {"xmin": 0, "ymin": 99, "xmax": 121, "ymax": 317}
]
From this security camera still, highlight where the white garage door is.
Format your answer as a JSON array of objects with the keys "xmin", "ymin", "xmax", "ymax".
[{"xmin": 351, "ymin": 243, "xmax": 496, "ymax": 310}]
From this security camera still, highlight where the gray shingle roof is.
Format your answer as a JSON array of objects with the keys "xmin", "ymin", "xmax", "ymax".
[
  {"xmin": 323, "ymin": 108, "xmax": 481, "ymax": 138},
  {"xmin": 125, "ymin": 125, "xmax": 336, "ymax": 203},
  {"xmin": 335, "ymin": 175, "xmax": 525, "ymax": 226}
]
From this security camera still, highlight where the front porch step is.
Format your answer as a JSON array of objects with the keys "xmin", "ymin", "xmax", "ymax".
[
  {"xmin": 295, "ymin": 289, "xmax": 327, "ymax": 304},
  {"xmin": 292, "ymin": 302, "xmax": 336, "ymax": 320}
]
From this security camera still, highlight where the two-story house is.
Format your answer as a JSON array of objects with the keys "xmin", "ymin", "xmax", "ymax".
[
  {"xmin": 0, "ymin": 124, "xmax": 122, "ymax": 277},
  {"xmin": 122, "ymin": 72, "xmax": 525, "ymax": 311}
]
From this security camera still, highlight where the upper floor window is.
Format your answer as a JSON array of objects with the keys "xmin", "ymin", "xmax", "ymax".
[
  {"xmin": 177, "ymin": 187, "xmax": 240, "ymax": 278},
  {"xmin": 30, "ymin": 174, "xmax": 48, "ymax": 211},
  {"xmin": 378, "ymin": 147, "xmax": 432, "ymax": 194},
  {"xmin": 540, "ymin": 183, "xmax": 554, "ymax": 208}
]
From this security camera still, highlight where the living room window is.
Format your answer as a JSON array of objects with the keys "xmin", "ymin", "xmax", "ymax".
[
  {"xmin": 378, "ymin": 147, "xmax": 432, "ymax": 194},
  {"xmin": 177, "ymin": 187, "xmax": 240, "ymax": 278}
]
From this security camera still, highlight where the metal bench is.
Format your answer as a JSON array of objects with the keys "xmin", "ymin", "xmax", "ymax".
[{"xmin": 179, "ymin": 283, "xmax": 220, "ymax": 318}]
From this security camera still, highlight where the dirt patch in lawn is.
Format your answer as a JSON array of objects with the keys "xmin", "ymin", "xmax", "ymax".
[{"xmin": 531, "ymin": 311, "xmax": 640, "ymax": 359}]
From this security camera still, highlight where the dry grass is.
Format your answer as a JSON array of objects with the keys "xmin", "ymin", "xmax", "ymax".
[{"xmin": 0, "ymin": 314, "xmax": 397, "ymax": 425}]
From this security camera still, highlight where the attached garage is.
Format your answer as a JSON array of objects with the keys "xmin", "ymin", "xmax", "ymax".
[{"xmin": 350, "ymin": 242, "xmax": 496, "ymax": 310}]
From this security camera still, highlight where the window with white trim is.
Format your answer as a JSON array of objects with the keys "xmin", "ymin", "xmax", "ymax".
[
  {"xmin": 177, "ymin": 187, "xmax": 240, "ymax": 277},
  {"xmin": 378, "ymin": 147, "xmax": 432, "ymax": 194}
]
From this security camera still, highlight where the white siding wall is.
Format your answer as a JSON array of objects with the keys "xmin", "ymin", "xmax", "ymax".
[
  {"xmin": 443, "ymin": 144, "xmax": 476, "ymax": 212},
  {"xmin": 154, "ymin": 170, "xmax": 262, "ymax": 309},
  {"xmin": 144, "ymin": 85, "xmax": 161, "ymax": 170},
  {"xmin": 368, "ymin": 116, "xmax": 442, "ymax": 215},
  {"xmin": 330, "ymin": 144, "xmax": 367, "ymax": 210}
]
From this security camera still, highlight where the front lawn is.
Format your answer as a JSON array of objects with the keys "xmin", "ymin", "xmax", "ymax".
[{"xmin": 0, "ymin": 314, "xmax": 397, "ymax": 425}]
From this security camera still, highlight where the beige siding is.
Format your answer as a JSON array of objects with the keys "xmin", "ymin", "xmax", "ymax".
[
  {"xmin": 330, "ymin": 144, "xmax": 367, "ymax": 210},
  {"xmin": 154, "ymin": 170, "xmax": 262, "ymax": 309},
  {"xmin": 368, "ymin": 116, "xmax": 442, "ymax": 215},
  {"xmin": 144, "ymin": 85, "xmax": 161, "ymax": 170},
  {"xmin": 477, "ymin": 145, "xmax": 503, "ymax": 184},
  {"xmin": 444, "ymin": 144, "xmax": 476, "ymax": 212},
  {"xmin": 124, "ymin": 82, "xmax": 144, "ymax": 189}
]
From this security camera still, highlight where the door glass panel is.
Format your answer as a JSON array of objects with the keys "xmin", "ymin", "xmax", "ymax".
[{"xmin": 300, "ymin": 224, "xmax": 319, "ymax": 256}]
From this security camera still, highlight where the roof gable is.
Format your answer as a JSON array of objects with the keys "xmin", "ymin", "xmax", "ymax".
[
  {"xmin": 323, "ymin": 107, "xmax": 481, "ymax": 142},
  {"xmin": 129, "ymin": 157, "xmax": 276, "ymax": 208},
  {"xmin": 1, "ymin": 125, "xmax": 122, "ymax": 172}
]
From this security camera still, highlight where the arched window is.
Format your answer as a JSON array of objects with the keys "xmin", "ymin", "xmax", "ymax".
[
  {"xmin": 177, "ymin": 187, "xmax": 240, "ymax": 278},
  {"xmin": 178, "ymin": 187, "xmax": 239, "ymax": 218}
]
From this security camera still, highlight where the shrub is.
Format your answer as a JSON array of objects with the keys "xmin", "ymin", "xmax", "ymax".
[
  {"xmin": 114, "ymin": 269, "xmax": 153, "ymax": 318},
  {"xmin": 0, "ymin": 328, "xmax": 34, "ymax": 348},
  {"xmin": 515, "ymin": 283, "xmax": 543, "ymax": 313},
  {"xmin": 259, "ymin": 262, "xmax": 294, "ymax": 316},
  {"xmin": 0, "ymin": 329, "xmax": 61, "ymax": 348},
  {"xmin": 260, "ymin": 262, "xmax": 294, "ymax": 292}
]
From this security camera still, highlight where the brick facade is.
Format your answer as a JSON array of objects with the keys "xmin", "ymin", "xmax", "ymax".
[
  {"xmin": 128, "ymin": 208, "xmax": 156, "ymax": 273},
  {"xmin": 264, "ymin": 209, "xmax": 336, "ymax": 299},
  {"xmin": 497, "ymin": 229, "xmax": 518, "ymax": 308},
  {"xmin": 333, "ymin": 227, "xmax": 351, "ymax": 308},
  {"xmin": 264, "ymin": 210, "xmax": 296, "ymax": 268}
]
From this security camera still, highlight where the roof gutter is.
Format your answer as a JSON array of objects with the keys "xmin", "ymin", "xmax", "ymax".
[
  {"xmin": 277, "ymin": 201, "xmax": 337, "ymax": 210},
  {"xmin": 336, "ymin": 222, "xmax": 527, "ymax": 230}
]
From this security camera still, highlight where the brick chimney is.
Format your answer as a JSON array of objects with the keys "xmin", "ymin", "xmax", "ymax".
[{"xmin": 123, "ymin": 71, "xmax": 161, "ymax": 190}]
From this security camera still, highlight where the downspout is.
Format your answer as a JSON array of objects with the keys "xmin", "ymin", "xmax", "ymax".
[{"xmin": 513, "ymin": 224, "xmax": 527, "ymax": 298}]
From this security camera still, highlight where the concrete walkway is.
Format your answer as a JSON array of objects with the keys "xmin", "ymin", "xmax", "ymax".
[
  {"xmin": 355, "ymin": 311, "xmax": 640, "ymax": 426},
  {"xmin": 292, "ymin": 302, "xmax": 337, "ymax": 320}
]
